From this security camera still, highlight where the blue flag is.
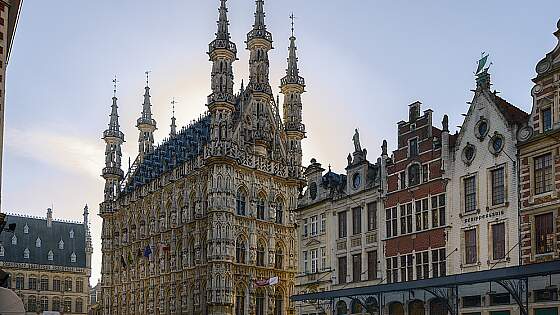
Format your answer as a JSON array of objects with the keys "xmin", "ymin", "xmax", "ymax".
[{"xmin": 143, "ymin": 245, "xmax": 152, "ymax": 258}]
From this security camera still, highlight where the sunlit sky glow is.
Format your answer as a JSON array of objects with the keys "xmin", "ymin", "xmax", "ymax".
[{"xmin": 3, "ymin": 1, "xmax": 560, "ymax": 285}]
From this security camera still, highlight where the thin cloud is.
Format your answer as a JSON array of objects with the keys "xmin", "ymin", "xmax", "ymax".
[{"xmin": 6, "ymin": 128, "xmax": 106, "ymax": 178}]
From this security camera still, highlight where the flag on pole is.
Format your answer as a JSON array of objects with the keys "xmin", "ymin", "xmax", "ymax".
[{"xmin": 253, "ymin": 276, "xmax": 279, "ymax": 287}]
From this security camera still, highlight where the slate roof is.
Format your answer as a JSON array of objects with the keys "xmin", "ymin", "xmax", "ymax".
[
  {"xmin": 494, "ymin": 95, "xmax": 529, "ymax": 126},
  {"xmin": 121, "ymin": 115, "xmax": 210, "ymax": 194},
  {"xmin": 0, "ymin": 214, "xmax": 87, "ymax": 268}
]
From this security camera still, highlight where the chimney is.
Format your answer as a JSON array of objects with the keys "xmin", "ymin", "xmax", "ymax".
[{"xmin": 46, "ymin": 208, "xmax": 53, "ymax": 227}]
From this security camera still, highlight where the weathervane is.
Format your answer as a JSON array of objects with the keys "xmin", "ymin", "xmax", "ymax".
[{"xmin": 475, "ymin": 52, "xmax": 492, "ymax": 75}]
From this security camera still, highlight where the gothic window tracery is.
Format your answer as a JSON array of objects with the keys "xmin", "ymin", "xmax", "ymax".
[
  {"xmin": 275, "ymin": 197, "xmax": 284, "ymax": 224},
  {"xmin": 236, "ymin": 188, "xmax": 247, "ymax": 216}
]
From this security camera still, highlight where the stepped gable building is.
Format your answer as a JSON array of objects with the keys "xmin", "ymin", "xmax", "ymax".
[
  {"xmin": 519, "ymin": 19, "xmax": 560, "ymax": 265},
  {"xmin": 99, "ymin": 0, "xmax": 306, "ymax": 314},
  {"xmin": 448, "ymin": 65, "xmax": 528, "ymax": 276},
  {"xmin": 295, "ymin": 134, "xmax": 387, "ymax": 314},
  {"xmin": 384, "ymin": 101, "xmax": 454, "ymax": 285},
  {"xmin": 0, "ymin": 206, "xmax": 92, "ymax": 314}
]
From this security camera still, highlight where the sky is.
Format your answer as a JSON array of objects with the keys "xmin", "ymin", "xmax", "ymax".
[{"xmin": 2, "ymin": 1, "xmax": 560, "ymax": 286}]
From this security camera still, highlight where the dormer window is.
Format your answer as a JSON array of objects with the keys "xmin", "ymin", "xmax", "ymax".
[
  {"xmin": 0, "ymin": 245, "xmax": 4, "ymax": 257},
  {"xmin": 70, "ymin": 252, "xmax": 76, "ymax": 263},
  {"xmin": 69, "ymin": 229, "xmax": 74, "ymax": 239},
  {"xmin": 48, "ymin": 250, "xmax": 54, "ymax": 261},
  {"xmin": 24, "ymin": 248, "xmax": 30, "ymax": 259},
  {"xmin": 12, "ymin": 235, "xmax": 17, "ymax": 245},
  {"xmin": 23, "ymin": 224, "xmax": 29, "ymax": 234},
  {"xmin": 59, "ymin": 239, "xmax": 64, "ymax": 250},
  {"xmin": 36, "ymin": 237, "xmax": 41, "ymax": 248},
  {"xmin": 542, "ymin": 107, "xmax": 552, "ymax": 132}
]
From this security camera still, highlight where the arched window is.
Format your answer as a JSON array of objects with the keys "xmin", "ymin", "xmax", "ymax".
[
  {"xmin": 12, "ymin": 235, "xmax": 17, "ymax": 245},
  {"xmin": 350, "ymin": 299, "xmax": 363, "ymax": 314},
  {"xmin": 257, "ymin": 195, "xmax": 266, "ymax": 220},
  {"xmin": 69, "ymin": 229, "xmax": 74, "ymax": 239},
  {"xmin": 28, "ymin": 295, "xmax": 37, "ymax": 312},
  {"xmin": 236, "ymin": 189, "xmax": 247, "ymax": 216},
  {"xmin": 336, "ymin": 300, "xmax": 348, "ymax": 315},
  {"xmin": 275, "ymin": 198, "xmax": 284, "ymax": 224},
  {"xmin": 255, "ymin": 289, "xmax": 265, "ymax": 315},
  {"xmin": 389, "ymin": 302, "xmax": 404, "ymax": 315},
  {"xmin": 40, "ymin": 296, "xmax": 48, "ymax": 312},
  {"xmin": 274, "ymin": 291, "xmax": 283, "ymax": 315},
  {"xmin": 70, "ymin": 252, "xmax": 76, "ymax": 263},
  {"xmin": 59, "ymin": 239, "xmax": 64, "ymax": 250},
  {"xmin": 24, "ymin": 248, "xmax": 30, "ymax": 259},
  {"xmin": 52, "ymin": 297, "xmax": 61, "ymax": 311},
  {"xmin": 256, "ymin": 243, "xmax": 265, "ymax": 267},
  {"xmin": 76, "ymin": 298, "xmax": 84, "ymax": 313},
  {"xmin": 36, "ymin": 237, "xmax": 42, "ymax": 248},
  {"xmin": 409, "ymin": 300, "xmax": 425, "ymax": 315},
  {"xmin": 236, "ymin": 238, "xmax": 246, "ymax": 264},
  {"xmin": 23, "ymin": 224, "xmax": 29, "ymax": 234},
  {"xmin": 429, "ymin": 298, "xmax": 446, "ymax": 315},
  {"xmin": 235, "ymin": 286, "xmax": 245, "ymax": 315},
  {"xmin": 408, "ymin": 164, "xmax": 420, "ymax": 186},
  {"xmin": 275, "ymin": 247, "xmax": 283, "ymax": 269},
  {"xmin": 48, "ymin": 250, "xmax": 54, "ymax": 261},
  {"xmin": 15, "ymin": 275, "xmax": 24, "ymax": 290},
  {"xmin": 63, "ymin": 298, "xmax": 72, "ymax": 312}
]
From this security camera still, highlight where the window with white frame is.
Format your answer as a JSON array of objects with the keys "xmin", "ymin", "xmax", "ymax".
[
  {"xmin": 24, "ymin": 248, "xmax": 30, "ymax": 259},
  {"xmin": 400, "ymin": 254, "xmax": 413, "ymax": 282},
  {"xmin": 542, "ymin": 107, "xmax": 552, "ymax": 132},
  {"xmin": 386, "ymin": 257, "xmax": 399, "ymax": 283},
  {"xmin": 431, "ymin": 194, "xmax": 446, "ymax": 227},
  {"xmin": 386, "ymin": 207, "xmax": 398, "ymax": 237},
  {"xmin": 465, "ymin": 229, "xmax": 477, "ymax": 264},
  {"xmin": 302, "ymin": 218, "xmax": 308, "ymax": 237},
  {"xmin": 70, "ymin": 252, "xmax": 76, "ymax": 263},
  {"xmin": 409, "ymin": 138, "xmax": 419, "ymax": 157},
  {"xmin": 491, "ymin": 167, "xmax": 505, "ymax": 206},
  {"xmin": 431, "ymin": 248, "xmax": 446, "ymax": 277},
  {"xmin": 48, "ymin": 250, "xmax": 54, "ymax": 261},
  {"xmin": 464, "ymin": 176, "xmax": 477, "ymax": 213},
  {"xmin": 11, "ymin": 235, "xmax": 17, "ymax": 245},
  {"xmin": 534, "ymin": 153, "xmax": 553, "ymax": 195},
  {"xmin": 320, "ymin": 213, "xmax": 326, "ymax": 233},
  {"xmin": 415, "ymin": 198, "xmax": 429, "ymax": 231},
  {"xmin": 310, "ymin": 215, "xmax": 318, "ymax": 236},
  {"xmin": 415, "ymin": 251, "xmax": 429, "ymax": 280},
  {"xmin": 367, "ymin": 202, "xmax": 377, "ymax": 231},
  {"xmin": 422, "ymin": 164, "xmax": 429, "ymax": 183},
  {"xmin": 23, "ymin": 224, "xmax": 29, "ymax": 234},
  {"xmin": 311, "ymin": 249, "xmax": 318, "ymax": 273},
  {"xmin": 321, "ymin": 247, "xmax": 327, "ymax": 270},
  {"xmin": 400, "ymin": 203, "xmax": 412, "ymax": 235},
  {"xmin": 399, "ymin": 172, "xmax": 407, "ymax": 190},
  {"xmin": 303, "ymin": 251, "xmax": 308, "ymax": 273}
]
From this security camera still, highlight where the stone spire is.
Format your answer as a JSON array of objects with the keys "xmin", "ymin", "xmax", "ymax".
[
  {"xmin": 216, "ymin": 0, "xmax": 230, "ymax": 40},
  {"xmin": 101, "ymin": 78, "xmax": 125, "ymax": 208},
  {"xmin": 281, "ymin": 16, "xmax": 306, "ymax": 178},
  {"xmin": 246, "ymin": 0, "xmax": 273, "ymax": 95},
  {"xmin": 137, "ymin": 71, "xmax": 157, "ymax": 159},
  {"xmin": 170, "ymin": 98, "xmax": 177, "ymax": 137}
]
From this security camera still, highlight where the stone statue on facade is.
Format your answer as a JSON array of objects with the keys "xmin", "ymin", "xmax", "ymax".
[{"xmin": 352, "ymin": 129, "xmax": 361, "ymax": 152}]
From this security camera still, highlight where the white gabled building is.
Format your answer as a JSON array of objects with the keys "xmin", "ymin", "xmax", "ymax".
[{"xmin": 447, "ymin": 67, "xmax": 529, "ymax": 311}]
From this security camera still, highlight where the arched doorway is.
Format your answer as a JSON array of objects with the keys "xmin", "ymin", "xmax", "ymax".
[
  {"xmin": 336, "ymin": 300, "xmax": 348, "ymax": 315},
  {"xmin": 389, "ymin": 302, "xmax": 404, "ymax": 315},
  {"xmin": 429, "ymin": 298, "xmax": 447, "ymax": 315},
  {"xmin": 350, "ymin": 299, "xmax": 363, "ymax": 314},
  {"xmin": 365, "ymin": 297, "xmax": 379, "ymax": 314},
  {"xmin": 409, "ymin": 300, "xmax": 425, "ymax": 315}
]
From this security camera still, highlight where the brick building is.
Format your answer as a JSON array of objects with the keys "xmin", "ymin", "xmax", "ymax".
[
  {"xmin": 384, "ymin": 101, "xmax": 452, "ymax": 287},
  {"xmin": 519, "ymin": 19, "xmax": 560, "ymax": 265}
]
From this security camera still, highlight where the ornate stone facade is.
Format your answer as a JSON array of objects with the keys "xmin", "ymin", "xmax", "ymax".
[{"xmin": 98, "ymin": 1, "xmax": 305, "ymax": 314}]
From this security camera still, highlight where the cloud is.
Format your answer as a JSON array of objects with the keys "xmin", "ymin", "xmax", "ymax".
[{"xmin": 5, "ymin": 128, "xmax": 106, "ymax": 178}]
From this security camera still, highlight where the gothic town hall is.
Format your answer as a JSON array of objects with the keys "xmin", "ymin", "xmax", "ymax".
[{"xmin": 99, "ymin": 1, "xmax": 304, "ymax": 314}]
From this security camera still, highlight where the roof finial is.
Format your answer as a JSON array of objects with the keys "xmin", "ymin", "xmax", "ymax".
[
  {"xmin": 145, "ymin": 70, "xmax": 151, "ymax": 86},
  {"xmin": 112, "ymin": 75, "xmax": 119, "ymax": 97},
  {"xmin": 290, "ymin": 13, "xmax": 296, "ymax": 37},
  {"xmin": 170, "ymin": 97, "xmax": 178, "ymax": 137}
]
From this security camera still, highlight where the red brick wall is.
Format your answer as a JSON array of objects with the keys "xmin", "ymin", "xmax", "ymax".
[{"xmin": 386, "ymin": 228, "xmax": 446, "ymax": 256}]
